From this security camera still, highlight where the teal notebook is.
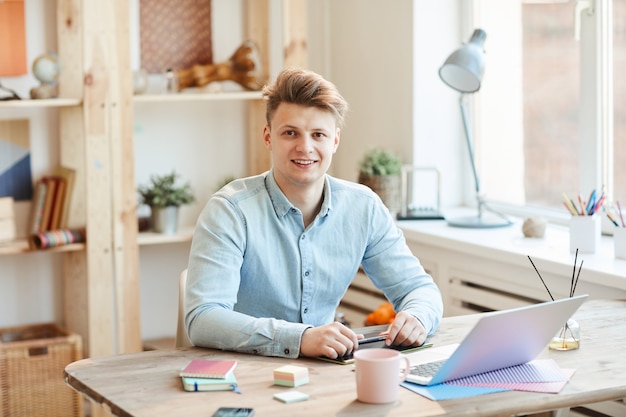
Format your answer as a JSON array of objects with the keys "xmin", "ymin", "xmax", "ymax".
[{"xmin": 181, "ymin": 373, "xmax": 238, "ymax": 392}]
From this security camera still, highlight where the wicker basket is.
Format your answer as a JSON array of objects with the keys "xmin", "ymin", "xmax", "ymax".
[{"xmin": 0, "ymin": 323, "xmax": 83, "ymax": 417}]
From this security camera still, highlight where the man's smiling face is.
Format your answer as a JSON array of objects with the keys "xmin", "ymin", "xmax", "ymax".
[{"xmin": 264, "ymin": 102, "xmax": 340, "ymax": 193}]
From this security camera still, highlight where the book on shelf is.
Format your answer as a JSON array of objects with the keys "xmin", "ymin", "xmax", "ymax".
[
  {"xmin": 28, "ymin": 166, "xmax": 77, "ymax": 235},
  {"xmin": 179, "ymin": 359, "xmax": 237, "ymax": 379},
  {"xmin": 28, "ymin": 180, "xmax": 48, "ymax": 234},
  {"xmin": 48, "ymin": 176, "xmax": 66, "ymax": 231},
  {"xmin": 39, "ymin": 176, "xmax": 58, "ymax": 232},
  {"xmin": 181, "ymin": 372, "xmax": 238, "ymax": 392},
  {"xmin": 54, "ymin": 165, "xmax": 76, "ymax": 228}
]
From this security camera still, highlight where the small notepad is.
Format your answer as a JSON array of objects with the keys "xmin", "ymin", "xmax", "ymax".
[
  {"xmin": 179, "ymin": 359, "xmax": 237, "ymax": 379},
  {"xmin": 181, "ymin": 373, "xmax": 238, "ymax": 392},
  {"xmin": 273, "ymin": 391, "xmax": 309, "ymax": 403}
]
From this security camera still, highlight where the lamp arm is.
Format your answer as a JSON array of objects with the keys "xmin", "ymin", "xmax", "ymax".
[{"xmin": 459, "ymin": 94, "xmax": 482, "ymax": 210}]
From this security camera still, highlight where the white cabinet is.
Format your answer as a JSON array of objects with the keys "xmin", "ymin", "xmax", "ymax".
[{"xmin": 399, "ymin": 218, "xmax": 626, "ymax": 316}]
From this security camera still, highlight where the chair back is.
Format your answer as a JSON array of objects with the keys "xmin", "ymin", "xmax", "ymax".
[{"xmin": 176, "ymin": 269, "xmax": 193, "ymax": 348}]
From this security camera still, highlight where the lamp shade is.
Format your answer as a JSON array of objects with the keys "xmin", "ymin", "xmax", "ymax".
[{"xmin": 439, "ymin": 29, "xmax": 486, "ymax": 93}]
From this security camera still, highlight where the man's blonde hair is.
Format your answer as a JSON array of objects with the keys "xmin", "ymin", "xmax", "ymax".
[{"xmin": 262, "ymin": 68, "xmax": 348, "ymax": 128}]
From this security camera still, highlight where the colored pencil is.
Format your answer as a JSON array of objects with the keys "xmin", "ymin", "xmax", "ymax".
[
  {"xmin": 562, "ymin": 193, "xmax": 578, "ymax": 216},
  {"xmin": 585, "ymin": 189, "xmax": 597, "ymax": 215},
  {"xmin": 607, "ymin": 211, "xmax": 620, "ymax": 227},
  {"xmin": 617, "ymin": 201, "xmax": 625, "ymax": 227},
  {"xmin": 577, "ymin": 194, "xmax": 586, "ymax": 215},
  {"xmin": 592, "ymin": 195, "xmax": 606, "ymax": 214}
]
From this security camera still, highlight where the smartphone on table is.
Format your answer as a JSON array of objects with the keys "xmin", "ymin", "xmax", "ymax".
[{"xmin": 211, "ymin": 407, "xmax": 254, "ymax": 417}]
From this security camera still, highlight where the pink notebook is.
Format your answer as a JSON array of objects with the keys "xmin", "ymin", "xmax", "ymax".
[{"xmin": 179, "ymin": 359, "xmax": 237, "ymax": 379}]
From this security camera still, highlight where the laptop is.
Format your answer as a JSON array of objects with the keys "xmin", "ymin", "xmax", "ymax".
[{"xmin": 405, "ymin": 294, "xmax": 588, "ymax": 386}]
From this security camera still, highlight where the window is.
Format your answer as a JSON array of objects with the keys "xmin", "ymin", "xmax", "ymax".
[
  {"xmin": 470, "ymin": 0, "xmax": 621, "ymax": 220},
  {"xmin": 614, "ymin": 3, "xmax": 626, "ymax": 199}
]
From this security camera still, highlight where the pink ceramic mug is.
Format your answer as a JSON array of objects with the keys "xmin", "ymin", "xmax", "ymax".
[{"xmin": 354, "ymin": 348, "xmax": 411, "ymax": 404}]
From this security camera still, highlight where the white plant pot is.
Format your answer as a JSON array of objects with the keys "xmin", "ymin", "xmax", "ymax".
[{"xmin": 151, "ymin": 206, "xmax": 179, "ymax": 234}]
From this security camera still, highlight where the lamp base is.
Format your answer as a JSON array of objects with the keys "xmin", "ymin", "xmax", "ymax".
[{"xmin": 447, "ymin": 214, "xmax": 512, "ymax": 229}]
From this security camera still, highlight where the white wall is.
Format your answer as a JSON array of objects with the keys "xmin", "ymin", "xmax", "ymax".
[
  {"xmin": 413, "ymin": 1, "xmax": 465, "ymax": 207},
  {"xmin": 316, "ymin": 0, "xmax": 415, "ymax": 182},
  {"xmin": 1, "ymin": 0, "xmax": 466, "ymax": 340},
  {"xmin": 310, "ymin": 0, "xmax": 465, "ymax": 208},
  {"xmin": 132, "ymin": 0, "xmax": 249, "ymax": 340}
]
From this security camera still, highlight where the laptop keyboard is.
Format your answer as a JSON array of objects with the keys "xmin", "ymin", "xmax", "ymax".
[{"xmin": 409, "ymin": 359, "xmax": 446, "ymax": 378}]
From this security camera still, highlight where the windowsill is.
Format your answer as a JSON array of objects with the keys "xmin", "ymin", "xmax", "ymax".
[{"xmin": 398, "ymin": 208, "xmax": 626, "ymax": 292}]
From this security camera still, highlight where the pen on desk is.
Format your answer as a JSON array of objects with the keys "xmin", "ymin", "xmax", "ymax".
[{"xmin": 358, "ymin": 335, "xmax": 387, "ymax": 345}]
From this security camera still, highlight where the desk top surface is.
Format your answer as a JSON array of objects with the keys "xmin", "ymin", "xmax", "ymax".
[{"xmin": 65, "ymin": 299, "xmax": 626, "ymax": 417}]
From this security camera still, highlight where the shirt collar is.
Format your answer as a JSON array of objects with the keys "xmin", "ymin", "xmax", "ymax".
[{"xmin": 265, "ymin": 169, "xmax": 333, "ymax": 219}]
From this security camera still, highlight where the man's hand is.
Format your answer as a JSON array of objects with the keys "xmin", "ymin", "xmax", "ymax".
[
  {"xmin": 383, "ymin": 311, "xmax": 428, "ymax": 347},
  {"xmin": 300, "ymin": 322, "xmax": 361, "ymax": 359}
]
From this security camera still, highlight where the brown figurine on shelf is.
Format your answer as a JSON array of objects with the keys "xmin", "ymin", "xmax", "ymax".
[{"xmin": 176, "ymin": 40, "xmax": 263, "ymax": 91}]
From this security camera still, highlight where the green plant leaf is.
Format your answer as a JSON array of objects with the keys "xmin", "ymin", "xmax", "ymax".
[
  {"xmin": 137, "ymin": 171, "xmax": 195, "ymax": 207},
  {"xmin": 358, "ymin": 148, "xmax": 402, "ymax": 176}
]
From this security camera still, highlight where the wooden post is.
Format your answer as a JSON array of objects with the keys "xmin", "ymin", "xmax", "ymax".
[
  {"xmin": 244, "ymin": 0, "xmax": 270, "ymax": 176},
  {"xmin": 58, "ymin": 0, "xmax": 141, "ymax": 357}
]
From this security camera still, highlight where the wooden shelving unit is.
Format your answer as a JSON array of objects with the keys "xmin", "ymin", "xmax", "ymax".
[
  {"xmin": 1, "ymin": 1, "xmax": 139, "ymax": 359},
  {"xmin": 0, "ymin": 98, "xmax": 81, "ymax": 107},
  {"xmin": 133, "ymin": 91, "xmax": 262, "ymax": 103},
  {"xmin": 137, "ymin": 227, "xmax": 194, "ymax": 246},
  {"xmin": 0, "ymin": 240, "xmax": 85, "ymax": 255},
  {"xmin": 3, "ymin": 0, "xmax": 306, "ymax": 360}
]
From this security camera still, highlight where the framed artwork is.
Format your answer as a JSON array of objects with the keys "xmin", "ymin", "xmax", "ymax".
[
  {"xmin": 0, "ymin": 120, "xmax": 32, "ymax": 201},
  {"xmin": 0, "ymin": 0, "xmax": 27, "ymax": 76},
  {"xmin": 139, "ymin": 0, "xmax": 213, "ymax": 74}
]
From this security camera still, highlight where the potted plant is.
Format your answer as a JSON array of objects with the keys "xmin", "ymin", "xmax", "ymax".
[
  {"xmin": 138, "ymin": 171, "xmax": 195, "ymax": 234},
  {"xmin": 358, "ymin": 148, "xmax": 403, "ymax": 215}
]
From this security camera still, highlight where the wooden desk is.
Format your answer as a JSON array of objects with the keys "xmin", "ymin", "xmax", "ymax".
[{"xmin": 65, "ymin": 300, "xmax": 626, "ymax": 417}]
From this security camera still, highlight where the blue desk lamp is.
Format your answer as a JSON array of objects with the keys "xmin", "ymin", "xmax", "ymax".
[{"xmin": 439, "ymin": 29, "xmax": 512, "ymax": 228}]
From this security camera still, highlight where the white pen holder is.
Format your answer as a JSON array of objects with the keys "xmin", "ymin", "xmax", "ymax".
[
  {"xmin": 569, "ymin": 215, "xmax": 601, "ymax": 254},
  {"xmin": 614, "ymin": 227, "xmax": 626, "ymax": 260}
]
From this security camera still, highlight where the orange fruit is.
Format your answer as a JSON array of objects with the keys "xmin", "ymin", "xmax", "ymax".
[{"xmin": 373, "ymin": 307, "xmax": 393, "ymax": 324}]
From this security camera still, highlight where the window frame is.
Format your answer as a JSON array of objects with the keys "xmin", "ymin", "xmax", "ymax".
[{"xmin": 469, "ymin": 0, "xmax": 614, "ymax": 227}]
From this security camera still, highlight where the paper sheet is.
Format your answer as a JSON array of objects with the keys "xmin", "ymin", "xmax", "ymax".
[
  {"xmin": 401, "ymin": 381, "xmax": 509, "ymax": 401},
  {"xmin": 402, "ymin": 359, "xmax": 574, "ymax": 400}
]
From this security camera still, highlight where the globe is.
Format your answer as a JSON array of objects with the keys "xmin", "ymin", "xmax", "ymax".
[{"xmin": 32, "ymin": 52, "xmax": 60, "ymax": 85}]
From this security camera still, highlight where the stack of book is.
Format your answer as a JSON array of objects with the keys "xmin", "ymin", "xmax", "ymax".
[
  {"xmin": 29, "ymin": 165, "xmax": 76, "ymax": 234},
  {"xmin": 179, "ymin": 359, "xmax": 238, "ymax": 392}
]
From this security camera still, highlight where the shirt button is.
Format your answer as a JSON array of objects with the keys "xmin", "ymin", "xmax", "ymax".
[
  {"xmin": 304, "ymin": 271, "xmax": 310, "ymax": 277},
  {"xmin": 301, "ymin": 235, "xmax": 305, "ymax": 240},
  {"xmin": 291, "ymin": 208, "xmax": 297, "ymax": 213},
  {"xmin": 304, "ymin": 307, "xmax": 309, "ymax": 313},
  {"xmin": 284, "ymin": 348, "xmax": 290, "ymax": 355},
  {"xmin": 252, "ymin": 349, "xmax": 258, "ymax": 354}
]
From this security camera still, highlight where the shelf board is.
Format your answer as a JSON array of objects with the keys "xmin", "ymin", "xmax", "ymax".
[
  {"xmin": 137, "ymin": 226, "xmax": 194, "ymax": 246},
  {"xmin": 133, "ymin": 90, "xmax": 263, "ymax": 103},
  {"xmin": 0, "ymin": 98, "xmax": 82, "ymax": 108},
  {"xmin": 0, "ymin": 238, "xmax": 85, "ymax": 255}
]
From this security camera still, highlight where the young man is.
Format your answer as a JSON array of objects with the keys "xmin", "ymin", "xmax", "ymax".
[{"xmin": 185, "ymin": 68, "xmax": 442, "ymax": 359}]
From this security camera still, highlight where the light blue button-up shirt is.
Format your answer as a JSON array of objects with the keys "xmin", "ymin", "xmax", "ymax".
[{"xmin": 185, "ymin": 170, "xmax": 443, "ymax": 358}]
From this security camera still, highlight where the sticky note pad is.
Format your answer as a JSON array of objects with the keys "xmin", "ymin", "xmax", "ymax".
[
  {"xmin": 273, "ymin": 390, "xmax": 309, "ymax": 403},
  {"xmin": 273, "ymin": 365, "xmax": 309, "ymax": 387}
]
